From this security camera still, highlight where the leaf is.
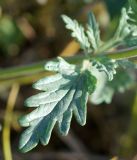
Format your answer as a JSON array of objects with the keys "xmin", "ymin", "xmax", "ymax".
[
  {"xmin": 127, "ymin": 10, "xmax": 137, "ymax": 25},
  {"xmin": 86, "ymin": 12, "xmax": 101, "ymax": 51},
  {"xmin": 62, "ymin": 12, "xmax": 101, "ymax": 53},
  {"xmin": 106, "ymin": 6, "xmax": 137, "ymax": 48},
  {"xmin": 90, "ymin": 69, "xmax": 135, "ymax": 104},
  {"xmin": 107, "ymin": 69, "xmax": 135, "ymax": 93},
  {"xmin": 62, "ymin": 15, "xmax": 90, "ymax": 52},
  {"xmin": 44, "ymin": 57, "xmax": 75, "ymax": 74},
  {"xmin": 114, "ymin": 8, "xmax": 130, "ymax": 41},
  {"xmin": 91, "ymin": 56, "xmax": 118, "ymax": 81},
  {"xmin": 129, "ymin": 0, "xmax": 137, "ymax": 14},
  {"xmin": 89, "ymin": 69, "xmax": 108, "ymax": 105},
  {"xmin": 117, "ymin": 59, "xmax": 137, "ymax": 69},
  {"xmin": 19, "ymin": 58, "xmax": 97, "ymax": 153},
  {"xmin": 91, "ymin": 85, "xmax": 114, "ymax": 105},
  {"xmin": 90, "ymin": 57, "xmax": 136, "ymax": 104},
  {"xmin": 122, "ymin": 3, "xmax": 137, "ymax": 46},
  {"xmin": 124, "ymin": 36, "xmax": 137, "ymax": 47}
]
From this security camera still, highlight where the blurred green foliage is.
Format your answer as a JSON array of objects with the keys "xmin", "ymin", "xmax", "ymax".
[
  {"xmin": 0, "ymin": 1, "xmax": 137, "ymax": 158},
  {"xmin": 0, "ymin": 16, "xmax": 24, "ymax": 56}
]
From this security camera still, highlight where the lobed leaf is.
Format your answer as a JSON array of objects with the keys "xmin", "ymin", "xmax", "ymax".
[
  {"xmin": 62, "ymin": 15, "xmax": 90, "ymax": 52},
  {"xmin": 19, "ymin": 58, "xmax": 97, "ymax": 152},
  {"xmin": 86, "ymin": 12, "xmax": 101, "ymax": 51},
  {"xmin": 90, "ymin": 69, "xmax": 135, "ymax": 104},
  {"xmin": 114, "ymin": 8, "xmax": 130, "ymax": 41},
  {"xmin": 91, "ymin": 56, "xmax": 118, "ymax": 81},
  {"xmin": 117, "ymin": 59, "xmax": 137, "ymax": 69}
]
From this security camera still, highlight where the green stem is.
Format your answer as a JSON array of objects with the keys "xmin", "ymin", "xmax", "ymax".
[
  {"xmin": 107, "ymin": 46, "xmax": 137, "ymax": 60},
  {"xmin": 0, "ymin": 56, "xmax": 83, "ymax": 80},
  {"xmin": 0, "ymin": 61, "xmax": 46, "ymax": 80},
  {"xmin": 0, "ymin": 47, "xmax": 137, "ymax": 81},
  {"xmin": 96, "ymin": 38, "xmax": 118, "ymax": 54}
]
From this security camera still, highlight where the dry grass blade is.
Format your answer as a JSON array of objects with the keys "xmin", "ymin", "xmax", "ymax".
[{"xmin": 2, "ymin": 84, "xmax": 20, "ymax": 160}]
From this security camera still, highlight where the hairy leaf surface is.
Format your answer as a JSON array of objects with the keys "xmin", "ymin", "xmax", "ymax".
[
  {"xmin": 62, "ymin": 15, "xmax": 90, "ymax": 52},
  {"xmin": 90, "ymin": 69, "xmax": 135, "ymax": 104},
  {"xmin": 128, "ymin": 0, "xmax": 137, "ymax": 25},
  {"xmin": 19, "ymin": 58, "xmax": 96, "ymax": 152},
  {"xmin": 87, "ymin": 12, "xmax": 101, "ymax": 51},
  {"xmin": 114, "ymin": 8, "xmax": 130, "ymax": 41},
  {"xmin": 91, "ymin": 56, "xmax": 117, "ymax": 81}
]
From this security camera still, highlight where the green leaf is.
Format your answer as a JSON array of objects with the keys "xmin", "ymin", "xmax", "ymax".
[
  {"xmin": 117, "ymin": 59, "xmax": 137, "ymax": 69},
  {"xmin": 127, "ymin": 10, "xmax": 137, "ymax": 25},
  {"xmin": 90, "ymin": 69, "xmax": 108, "ymax": 105},
  {"xmin": 62, "ymin": 15, "xmax": 90, "ymax": 52},
  {"xmin": 44, "ymin": 57, "xmax": 76, "ymax": 74},
  {"xmin": 86, "ymin": 55, "xmax": 118, "ymax": 105},
  {"xmin": 90, "ymin": 57, "xmax": 136, "ymax": 104},
  {"xmin": 114, "ymin": 8, "xmax": 130, "ymax": 41},
  {"xmin": 62, "ymin": 12, "xmax": 101, "ymax": 53},
  {"xmin": 89, "ymin": 57, "xmax": 135, "ymax": 104},
  {"xmin": 124, "ymin": 36, "xmax": 137, "ymax": 47},
  {"xmin": 122, "ymin": 2, "xmax": 137, "ymax": 46},
  {"xmin": 91, "ymin": 56, "xmax": 118, "ymax": 81},
  {"xmin": 91, "ymin": 85, "xmax": 114, "ymax": 104},
  {"xmin": 19, "ymin": 58, "xmax": 97, "ymax": 152},
  {"xmin": 129, "ymin": 0, "xmax": 137, "ymax": 14},
  {"xmin": 86, "ymin": 12, "xmax": 101, "ymax": 51},
  {"xmin": 107, "ymin": 69, "xmax": 135, "ymax": 94},
  {"xmin": 90, "ymin": 69, "xmax": 135, "ymax": 104}
]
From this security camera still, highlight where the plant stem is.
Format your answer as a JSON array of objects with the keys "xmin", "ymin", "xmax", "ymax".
[
  {"xmin": 0, "ymin": 61, "xmax": 46, "ymax": 80},
  {"xmin": 96, "ymin": 38, "xmax": 118, "ymax": 54},
  {"xmin": 107, "ymin": 46, "xmax": 137, "ymax": 60},
  {"xmin": 0, "ymin": 56, "xmax": 84, "ymax": 80},
  {"xmin": 0, "ymin": 47, "xmax": 137, "ymax": 81}
]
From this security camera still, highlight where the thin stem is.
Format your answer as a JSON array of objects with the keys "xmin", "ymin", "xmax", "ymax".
[
  {"xmin": 0, "ymin": 40, "xmax": 80, "ymax": 81},
  {"xmin": 0, "ymin": 61, "xmax": 46, "ymax": 80},
  {"xmin": 96, "ymin": 38, "xmax": 118, "ymax": 54},
  {"xmin": 0, "ymin": 47, "xmax": 137, "ymax": 81},
  {"xmin": 2, "ymin": 84, "xmax": 20, "ymax": 160},
  {"xmin": 0, "ymin": 56, "xmax": 84, "ymax": 80},
  {"xmin": 107, "ymin": 46, "xmax": 137, "ymax": 60}
]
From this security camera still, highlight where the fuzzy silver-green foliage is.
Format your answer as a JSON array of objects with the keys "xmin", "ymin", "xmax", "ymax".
[
  {"xmin": 62, "ymin": 15, "xmax": 91, "ymax": 52},
  {"xmin": 114, "ymin": 8, "xmax": 131, "ymax": 41},
  {"xmin": 19, "ymin": 58, "xmax": 97, "ymax": 152},
  {"xmin": 19, "ymin": 1, "xmax": 137, "ymax": 153},
  {"xmin": 90, "ymin": 61, "xmax": 136, "ymax": 105},
  {"xmin": 62, "ymin": 12, "xmax": 101, "ymax": 53},
  {"xmin": 110, "ymin": 5, "xmax": 137, "ymax": 47},
  {"xmin": 86, "ymin": 12, "xmax": 101, "ymax": 51},
  {"xmin": 129, "ymin": 0, "xmax": 137, "ymax": 14},
  {"xmin": 91, "ymin": 56, "xmax": 117, "ymax": 81}
]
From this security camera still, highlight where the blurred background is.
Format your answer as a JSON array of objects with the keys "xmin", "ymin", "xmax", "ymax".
[{"xmin": 0, "ymin": 0, "xmax": 137, "ymax": 160}]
